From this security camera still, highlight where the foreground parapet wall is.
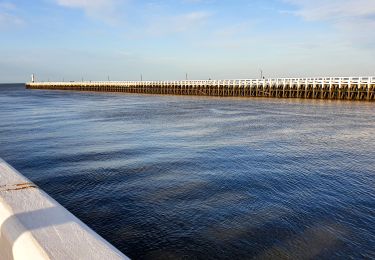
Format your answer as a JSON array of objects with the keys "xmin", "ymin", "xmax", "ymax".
[
  {"xmin": 0, "ymin": 158, "xmax": 128, "ymax": 260},
  {"xmin": 26, "ymin": 77, "xmax": 375, "ymax": 101}
]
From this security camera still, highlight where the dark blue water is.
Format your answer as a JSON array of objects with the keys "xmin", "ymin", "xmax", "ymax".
[{"xmin": 0, "ymin": 84, "xmax": 374, "ymax": 259}]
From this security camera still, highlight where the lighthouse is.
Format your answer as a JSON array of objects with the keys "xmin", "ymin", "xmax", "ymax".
[{"xmin": 31, "ymin": 74, "xmax": 35, "ymax": 83}]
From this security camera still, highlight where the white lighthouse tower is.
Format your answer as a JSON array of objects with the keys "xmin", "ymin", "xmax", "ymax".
[{"xmin": 31, "ymin": 74, "xmax": 35, "ymax": 83}]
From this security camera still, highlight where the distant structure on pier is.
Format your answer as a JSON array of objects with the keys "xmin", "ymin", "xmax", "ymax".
[{"xmin": 26, "ymin": 77, "xmax": 374, "ymax": 101}]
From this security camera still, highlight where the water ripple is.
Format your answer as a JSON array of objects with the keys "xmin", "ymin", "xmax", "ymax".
[{"xmin": 0, "ymin": 84, "xmax": 374, "ymax": 259}]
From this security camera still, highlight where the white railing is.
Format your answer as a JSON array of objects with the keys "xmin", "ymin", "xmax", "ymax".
[{"xmin": 27, "ymin": 76, "xmax": 374, "ymax": 86}]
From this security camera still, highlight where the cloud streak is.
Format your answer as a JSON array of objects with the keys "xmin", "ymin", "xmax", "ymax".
[
  {"xmin": 56, "ymin": 0, "xmax": 114, "ymax": 11},
  {"xmin": 282, "ymin": 0, "xmax": 375, "ymax": 45},
  {"xmin": 146, "ymin": 11, "xmax": 213, "ymax": 36},
  {"xmin": 0, "ymin": 2, "xmax": 23, "ymax": 29},
  {"xmin": 283, "ymin": 0, "xmax": 375, "ymax": 21},
  {"xmin": 55, "ymin": 0, "xmax": 120, "ymax": 24}
]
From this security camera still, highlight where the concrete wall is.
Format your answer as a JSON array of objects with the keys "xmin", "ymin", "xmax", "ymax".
[{"xmin": 0, "ymin": 158, "xmax": 129, "ymax": 260}]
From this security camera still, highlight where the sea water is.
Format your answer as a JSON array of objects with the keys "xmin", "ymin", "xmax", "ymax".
[{"xmin": 0, "ymin": 84, "xmax": 374, "ymax": 259}]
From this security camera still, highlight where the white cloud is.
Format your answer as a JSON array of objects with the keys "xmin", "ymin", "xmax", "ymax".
[
  {"xmin": 0, "ymin": 2, "xmax": 16, "ymax": 10},
  {"xmin": 213, "ymin": 21, "xmax": 255, "ymax": 38},
  {"xmin": 146, "ymin": 11, "xmax": 213, "ymax": 36},
  {"xmin": 182, "ymin": 0, "xmax": 216, "ymax": 3},
  {"xmin": 282, "ymin": 0, "xmax": 375, "ymax": 45},
  {"xmin": 56, "ymin": 0, "xmax": 111, "ymax": 10},
  {"xmin": 55, "ymin": 0, "xmax": 121, "ymax": 23},
  {"xmin": 0, "ymin": 13, "xmax": 23, "ymax": 29},
  {"xmin": 284, "ymin": 0, "xmax": 375, "ymax": 21},
  {"xmin": 0, "ymin": 2, "xmax": 23, "ymax": 29},
  {"xmin": 183, "ymin": 0, "xmax": 203, "ymax": 3}
]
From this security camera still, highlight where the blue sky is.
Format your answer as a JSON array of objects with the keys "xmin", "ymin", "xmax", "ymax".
[{"xmin": 1, "ymin": 0, "xmax": 374, "ymax": 82}]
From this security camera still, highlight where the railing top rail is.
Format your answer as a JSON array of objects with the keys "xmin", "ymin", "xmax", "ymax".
[{"xmin": 26, "ymin": 76, "xmax": 374, "ymax": 85}]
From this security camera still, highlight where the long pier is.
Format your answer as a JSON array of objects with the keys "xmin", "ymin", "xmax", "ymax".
[{"xmin": 26, "ymin": 77, "xmax": 375, "ymax": 101}]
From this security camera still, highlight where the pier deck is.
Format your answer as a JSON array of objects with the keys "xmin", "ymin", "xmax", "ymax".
[{"xmin": 26, "ymin": 77, "xmax": 375, "ymax": 101}]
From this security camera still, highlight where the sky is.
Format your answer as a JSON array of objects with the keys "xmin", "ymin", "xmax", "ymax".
[{"xmin": 0, "ymin": 0, "xmax": 375, "ymax": 83}]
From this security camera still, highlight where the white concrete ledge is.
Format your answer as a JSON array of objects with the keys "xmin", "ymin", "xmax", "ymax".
[{"xmin": 0, "ymin": 158, "xmax": 129, "ymax": 260}]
